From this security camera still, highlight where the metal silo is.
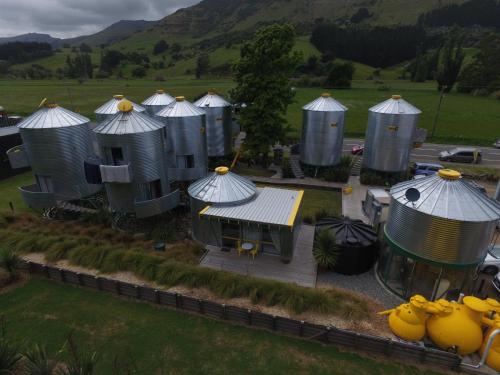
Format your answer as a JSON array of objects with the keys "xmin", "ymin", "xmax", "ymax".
[
  {"xmin": 362, "ymin": 95, "xmax": 421, "ymax": 172},
  {"xmin": 300, "ymin": 93, "xmax": 347, "ymax": 166},
  {"xmin": 194, "ymin": 91, "xmax": 233, "ymax": 157},
  {"xmin": 156, "ymin": 96, "xmax": 207, "ymax": 182},
  {"xmin": 11, "ymin": 101, "xmax": 101, "ymax": 209},
  {"xmin": 378, "ymin": 169, "xmax": 500, "ymax": 300},
  {"xmin": 93, "ymin": 100, "xmax": 179, "ymax": 218},
  {"xmin": 94, "ymin": 95, "xmax": 145, "ymax": 123},
  {"xmin": 188, "ymin": 166, "xmax": 256, "ymax": 244},
  {"xmin": 142, "ymin": 89, "xmax": 175, "ymax": 116}
]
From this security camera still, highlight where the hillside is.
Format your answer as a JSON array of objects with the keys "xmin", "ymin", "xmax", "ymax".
[
  {"xmin": 63, "ymin": 20, "xmax": 157, "ymax": 47},
  {"xmin": 0, "ymin": 33, "xmax": 61, "ymax": 47}
]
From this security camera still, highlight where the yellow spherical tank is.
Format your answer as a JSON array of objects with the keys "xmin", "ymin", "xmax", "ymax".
[
  {"xmin": 379, "ymin": 295, "xmax": 429, "ymax": 341},
  {"xmin": 479, "ymin": 299, "xmax": 500, "ymax": 372},
  {"xmin": 426, "ymin": 296, "xmax": 490, "ymax": 355}
]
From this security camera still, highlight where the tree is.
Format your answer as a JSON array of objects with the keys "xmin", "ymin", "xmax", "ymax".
[
  {"xmin": 312, "ymin": 230, "xmax": 339, "ymax": 270},
  {"xmin": 457, "ymin": 33, "xmax": 500, "ymax": 94},
  {"xmin": 195, "ymin": 54, "xmax": 210, "ymax": 79},
  {"xmin": 79, "ymin": 43, "xmax": 92, "ymax": 54},
  {"xmin": 153, "ymin": 40, "xmax": 169, "ymax": 55},
  {"xmin": 131, "ymin": 66, "xmax": 147, "ymax": 78},
  {"xmin": 324, "ymin": 61, "xmax": 355, "ymax": 88},
  {"xmin": 231, "ymin": 23, "xmax": 301, "ymax": 165},
  {"xmin": 435, "ymin": 31, "xmax": 465, "ymax": 93}
]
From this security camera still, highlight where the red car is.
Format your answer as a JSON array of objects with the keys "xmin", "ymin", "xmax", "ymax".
[{"xmin": 351, "ymin": 144, "xmax": 364, "ymax": 155}]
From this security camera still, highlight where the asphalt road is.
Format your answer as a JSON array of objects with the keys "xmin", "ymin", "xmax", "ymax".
[{"xmin": 343, "ymin": 138, "xmax": 500, "ymax": 169}]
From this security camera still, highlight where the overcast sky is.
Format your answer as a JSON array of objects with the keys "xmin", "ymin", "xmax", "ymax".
[{"xmin": 0, "ymin": 0, "xmax": 200, "ymax": 38}]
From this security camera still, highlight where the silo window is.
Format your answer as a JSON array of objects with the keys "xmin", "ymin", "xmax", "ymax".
[
  {"xmin": 36, "ymin": 175, "xmax": 54, "ymax": 193},
  {"xmin": 176, "ymin": 155, "xmax": 195, "ymax": 169},
  {"xmin": 139, "ymin": 180, "xmax": 163, "ymax": 200},
  {"xmin": 110, "ymin": 147, "xmax": 125, "ymax": 166}
]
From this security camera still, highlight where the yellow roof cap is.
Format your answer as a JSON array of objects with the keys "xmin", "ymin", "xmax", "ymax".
[
  {"xmin": 113, "ymin": 94, "xmax": 124, "ymax": 100},
  {"xmin": 176, "ymin": 96, "xmax": 185, "ymax": 102},
  {"xmin": 321, "ymin": 93, "xmax": 331, "ymax": 98},
  {"xmin": 463, "ymin": 296, "xmax": 490, "ymax": 313},
  {"xmin": 118, "ymin": 100, "xmax": 134, "ymax": 113},
  {"xmin": 156, "ymin": 89, "xmax": 165, "ymax": 94},
  {"xmin": 392, "ymin": 95, "xmax": 402, "ymax": 100},
  {"xmin": 438, "ymin": 169, "xmax": 461, "ymax": 180},
  {"xmin": 215, "ymin": 166, "xmax": 229, "ymax": 175}
]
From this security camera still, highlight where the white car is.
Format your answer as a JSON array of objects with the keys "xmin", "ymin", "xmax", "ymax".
[{"xmin": 481, "ymin": 245, "xmax": 500, "ymax": 275}]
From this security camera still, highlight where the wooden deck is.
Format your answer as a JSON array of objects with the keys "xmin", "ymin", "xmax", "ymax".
[{"xmin": 200, "ymin": 225, "xmax": 317, "ymax": 287}]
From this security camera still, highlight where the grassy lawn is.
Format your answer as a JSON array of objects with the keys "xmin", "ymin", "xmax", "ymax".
[
  {"xmin": 0, "ymin": 171, "xmax": 33, "ymax": 213},
  {"xmin": 0, "ymin": 278, "xmax": 442, "ymax": 375},
  {"xmin": 1, "ymin": 78, "xmax": 498, "ymax": 145},
  {"xmin": 301, "ymin": 188, "xmax": 342, "ymax": 218}
]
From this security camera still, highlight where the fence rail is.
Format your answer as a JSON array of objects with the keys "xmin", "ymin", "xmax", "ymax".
[{"xmin": 22, "ymin": 261, "xmax": 462, "ymax": 371}]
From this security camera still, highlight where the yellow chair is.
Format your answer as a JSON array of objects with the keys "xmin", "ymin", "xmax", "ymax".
[
  {"xmin": 236, "ymin": 240, "xmax": 244, "ymax": 256},
  {"xmin": 250, "ymin": 243, "xmax": 260, "ymax": 260}
]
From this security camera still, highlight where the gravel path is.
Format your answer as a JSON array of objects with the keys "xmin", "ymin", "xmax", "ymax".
[{"xmin": 317, "ymin": 265, "xmax": 403, "ymax": 309}]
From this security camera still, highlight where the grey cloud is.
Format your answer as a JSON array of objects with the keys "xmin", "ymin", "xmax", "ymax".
[{"xmin": 0, "ymin": 0, "xmax": 199, "ymax": 38}]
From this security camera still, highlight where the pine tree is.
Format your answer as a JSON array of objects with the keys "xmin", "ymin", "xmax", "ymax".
[{"xmin": 435, "ymin": 30, "xmax": 465, "ymax": 93}]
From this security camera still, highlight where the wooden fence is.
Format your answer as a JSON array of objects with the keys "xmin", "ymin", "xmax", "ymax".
[{"xmin": 22, "ymin": 261, "xmax": 462, "ymax": 371}]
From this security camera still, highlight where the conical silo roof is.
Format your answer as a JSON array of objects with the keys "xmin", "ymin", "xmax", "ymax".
[
  {"xmin": 188, "ymin": 166, "xmax": 256, "ymax": 206},
  {"xmin": 95, "ymin": 95, "xmax": 145, "ymax": 116},
  {"xmin": 194, "ymin": 91, "xmax": 231, "ymax": 108},
  {"xmin": 142, "ymin": 89, "xmax": 175, "ymax": 106},
  {"xmin": 156, "ymin": 96, "xmax": 206, "ymax": 118},
  {"xmin": 390, "ymin": 169, "xmax": 500, "ymax": 222},
  {"xmin": 303, "ymin": 93, "xmax": 347, "ymax": 112},
  {"xmin": 18, "ymin": 102, "xmax": 89, "ymax": 129},
  {"xmin": 369, "ymin": 95, "xmax": 421, "ymax": 115},
  {"xmin": 93, "ymin": 100, "xmax": 164, "ymax": 135}
]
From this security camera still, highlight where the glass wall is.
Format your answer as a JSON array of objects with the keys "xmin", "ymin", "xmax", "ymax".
[{"xmin": 377, "ymin": 243, "xmax": 474, "ymax": 300}]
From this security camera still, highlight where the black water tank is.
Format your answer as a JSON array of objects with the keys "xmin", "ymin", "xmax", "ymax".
[{"xmin": 316, "ymin": 217, "xmax": 379, "ymax": 275}]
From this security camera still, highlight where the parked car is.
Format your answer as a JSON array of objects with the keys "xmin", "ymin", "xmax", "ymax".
[
  {"xmin": 413, "ymin": 162, "xmax": 444, "ymax": 177},
  {"xmin": 439, "ymin": 147, "xmax": 482, "ymax": 164},
  {"xmin": 481, "ymin": 245, "xmax": 500, "ymax": 275},
  {"xmin": 351, "ymin": 144, "xmax": 364, "ymax": 155},
  {"xmin": 494, "ymin": 138, "xmax": 500, "ymax": 149}
]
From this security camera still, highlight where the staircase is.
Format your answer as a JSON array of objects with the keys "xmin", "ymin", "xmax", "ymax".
[
  {"xmin": 350, "ymin": 156, "xmax": 363, "ymax": 176},
  {"xmin": 290, "ymin": 155, "xmax": 305, "ymax": 179}
]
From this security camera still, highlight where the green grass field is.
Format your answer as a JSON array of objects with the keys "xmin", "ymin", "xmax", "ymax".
[
  {"xmin": 0, "ymin": 278, "xmax": 442, "ymax": 374},
  {"xmin": 1, "ymin": 78, "xmax": 498, "ymax": 144},
  {"xmin": 0, "ymin": 172, "xmax": 33, "ymax": 213}
]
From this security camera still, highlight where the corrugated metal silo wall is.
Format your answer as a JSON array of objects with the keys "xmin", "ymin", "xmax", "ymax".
[
  {"xmin": 362, "ymin": 112, "xmax": 419, "ymax": 172},
  {"xmin": 96, "ymin": 129, "xmax": 171, "ymax": 212},
  {"xmin": 385, "ymin": 198, "xmax": 497, "ymax": 265},
  {"xmin": 205, "ymin": 106, "xmax": 233, "ymax": 157},
  {"xmin": 160, "ymin": 114, "xmax": 208, "ymax": 181},
  {"xmin": 300, "ymin": 109, "xmax": 345, "ymax": 166},
  {"xmin": 20, "ymin": 125, "xmax": 101, "ymax": 200},
  {"xmin": 190, "ymin": 197, "xmax": 221, "ymax": 245}
]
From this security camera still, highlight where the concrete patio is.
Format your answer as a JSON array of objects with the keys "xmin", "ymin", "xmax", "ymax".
[{"xmin": 199, "ymin": 224, "xmax": 317, "ymax": 287}]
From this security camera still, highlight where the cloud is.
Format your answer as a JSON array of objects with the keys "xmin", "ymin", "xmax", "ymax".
[{"xmin": 0, "ymin": 0, "xmax": 200, "ymax": 38}]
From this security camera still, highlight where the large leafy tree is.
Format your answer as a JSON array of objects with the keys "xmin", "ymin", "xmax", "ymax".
[
  {"xmin": 435, "ymin": 31, "xmax": 465, "ymax": 93},
  {"xmin": 231, "ymin": 23, "xmax": 301, "ymax": 164}
]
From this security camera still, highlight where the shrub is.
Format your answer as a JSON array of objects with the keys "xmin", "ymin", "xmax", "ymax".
[
  {"xmin": 314, "ymin": 209, "xmax": 331, "ymax": 222},
  {"xmin": 0, "ymin": 317, "xmax": 21, "ymax": 372},
  {"xmin": 23, "ymin": 344, "xmax": 57, "ymax": 375},
  {"xmin": 313, "ymin": 229, "xmax": 339, "ymax": 270},
  {"xmin": 0, "ymin": 248, "xmax": 20, "ymax": 282}
]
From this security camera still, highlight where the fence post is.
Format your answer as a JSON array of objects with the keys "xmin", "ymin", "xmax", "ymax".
[
  {"xmin": 325, "ymin": 326, "xmax": 331, "ymax": 343},
  {"xmin": 95, "ymin": 276, "xmax": 101, "ymax": 290},
  {"xmin": 300, "ymin": 321, "xmax": 305, "ymax": 337},
  {"xmin": 26, "ymin": 261, "xmax": 32, "ymax": 273},
  {"xmin": 59, "ymin": 268, "xmax": 65, "ymax": 282},
  {"xmin": 76, "ymin": 272, "xmax": 82, "ymax": 285},
  {"xmin": 272, "ymin": 315, "xmax": 277, "ymax": 331},
  {"xmin": 115, "ymin": 281, "xmax": 121, "ymax": 295},
  {"xmin": 175, "ymin": 293, "xmax": 180, "ymax": 308},
  {"xmin": 247, "ymin": 309, "xmax": 252, "ymax": 326},
  {"xmin": 154, "ymin": 289, "xmax": 160, "ymax": 304},
  {"xmin": 135, "ymin": 285, "xmax": 140, "ymax": 299},
  {"xmin": 198, "ymin": 299, "xmax": 204, "ymax": 314},
  {"xmin": 222, "ymin": 304, "xmax": 227, "ymax": 319}
]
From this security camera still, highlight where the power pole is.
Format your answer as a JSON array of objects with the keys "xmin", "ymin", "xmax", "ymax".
[{"xmin": 431, "ymin": 86, "xmax": 446, "ymax": 138}]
